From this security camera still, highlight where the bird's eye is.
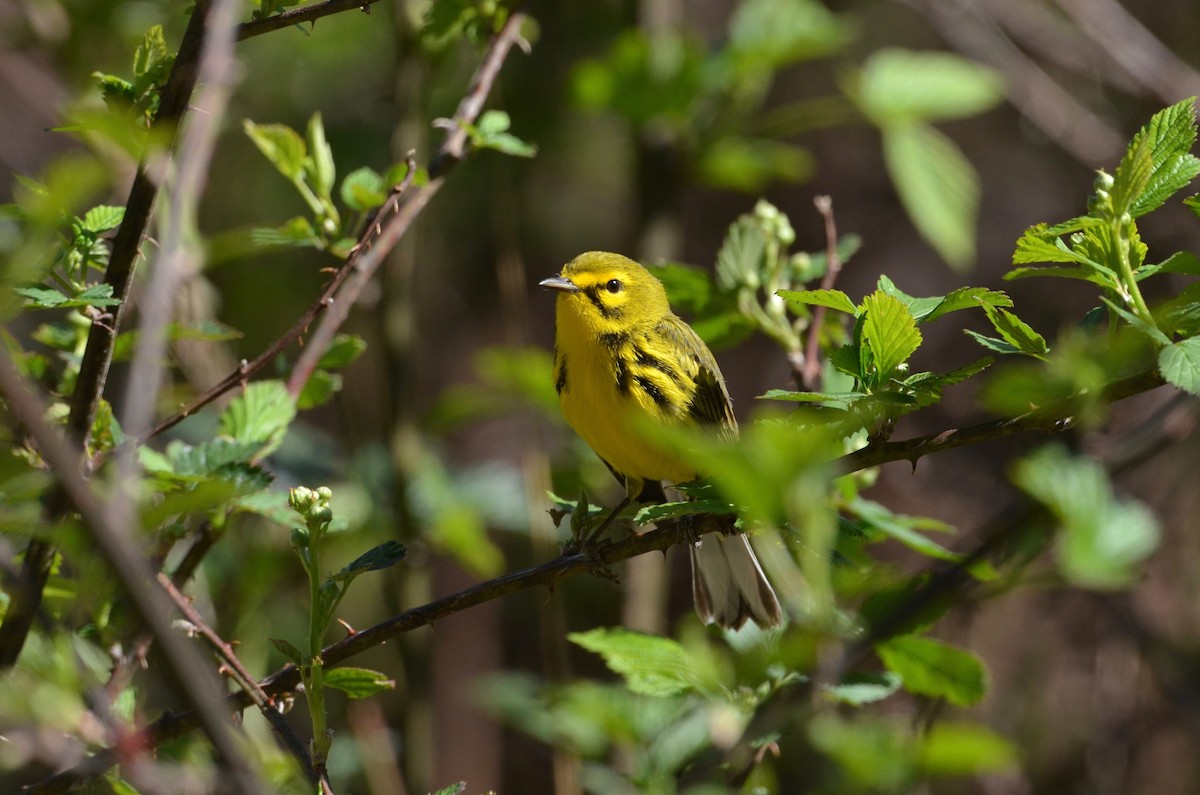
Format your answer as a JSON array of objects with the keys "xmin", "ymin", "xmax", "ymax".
[{"xmin": 605, "ymin": 279, "xmax": 622, "ymax": 293}]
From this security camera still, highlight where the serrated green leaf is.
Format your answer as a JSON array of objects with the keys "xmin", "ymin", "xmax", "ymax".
[
  {"xmin": 340, "ymin": 167, "xmax": 386, "ymax": 211},
  {"xmin": 632, "ymin": 497, "xmax": 733, "ymax": 524},
  {"xmin": 569, "ymin": 628, "xmax": 718, "ymax": 697},
  {"xmin": 243, "ymin": 120, "xmax": 307, "ymax": 181},
  {"xmin": 1111, "ymin": 136, "xmax": 1154, "ymax": 218},
  {"xmin": 981, "ymin": 304, "xmax": 1049, "ymax": 358},
  {"xmin": 323, "ymin": 667, "xmax": 396, "ymax": 699},
  {"xmin": 922, "ymin": 287, "xmax": 1012, "ymax": 324},
  {"xmin": 861, "ymin": 291, "xmax": 922, "ymax": 379},
  {"xmin": 1159, "ymin": 337, "xmax": 1200, "ymax": 394},
  {"xmin": 271, "ymin": 637, "xmax": 304, "ymax": 665},
  {"xmin": 429, "ymin": 784, "xmax": 467, "ymax": 795},
  {"xmin": 81, "ymin": 205, "xmax": 125, "ymax": 233},
  {"xmin": 1014, "ymin": 445, "xmax": 1160, "ymax": 588},
  {"xmin": 882, "ymin": 121, "xmax": 979, "ymax": 268},
  {"xmin": 876, "ymin": 635, "xmax": 988, "ymax": 707},
  {"xmin": 141, "ymin": 479, "xmax": 245, "ymax": 529},
  {"xmin": 218, "ymin": 380, "xmax": 296, "ymax": 457},
  {"xmin": 857, "ymin": 49, "xmax": 1004, "ymax": 124},
  {"xmin": 15, "ymin": 287, "xmax": 69, "ymax": 308},
  {"xmin": 1012, "ymin": 224, "xmax": 1093, "ymax": 265},
  {"xmin": 1139, "ymin": 250, "xmax": 1200, "ymax": 280},
  {"xmin": 778, "ymin": 288, "xmax": 857, "ymax": 315},
  {"xmin": 333, "ymin": 541, "xmax": 407, "ymax": 583},
  {"xmin": 1128, "ymin": 97, "xmax": 1200, "ymax": 217},
  {"xmin": 716, "ymin": 216, "xmax": 767, "ymax": 290},
  {"xmin": 16, "ymin": 284, "xmax": 121, "ymax": 309}
]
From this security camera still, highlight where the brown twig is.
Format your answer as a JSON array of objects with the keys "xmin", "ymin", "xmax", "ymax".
[
  {"xmin": 27, "ymin": 513, "xmax": 725, "ymax": 793},
  {"xmin": 146, "ymin": 10, "xmax": 528, "ymax": 437},
  {"xmin": 237, "ymin": 0, "xmax": 382, "ymax": 41},
  {"xmin": 286, "ymin": 10, "xmax": 529, "ymax": 395},
  {"xmin": 156, "ymin": 573, "xmax": 321, "ymax": 785},
  {"xmin": 0, "ymin": 0, "xmax": 223, "ymax": 672},
  {"xmin": 800, "ymin": 195, "xmax": 843, "ymax": 391},
  {"xmin": 0, "ymin": 353, "xmax": 265, "ymax": 794}
]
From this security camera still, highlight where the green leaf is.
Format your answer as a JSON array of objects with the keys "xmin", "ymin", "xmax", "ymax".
[
  {"xmin": 856, "ymin": 49, "xmax": 1004, "ymax": 124},
  {"xmin": 429, "ymin": 784, "xmax": 467, "ymax": 795},
  {"xmin": 251, "ymin": 216, "xmax": 320, "ymax": 248},
  {"xmin": 16, "ymin": 284, "xmax": 121, "ymax": 310},
  {"xmin": 1013, "ymin": 446, "xmax": 1160, "ymax": 588},
  {"xmin": 243, "ymin": 120, "xmax": 307, "ymax": 181},
  {"xmin": 822, "ymin": 672, "xmax": 902, "ymax": 706},
  {"xmin": 715, "ymin": 215, "xmax": 767, "ymax": 290},
  {"xmin": 1100, "ymin": 297, "xmax": 1171, "ymax": 345},
  {"xmin": 340, "ymin": 167, "xmax": 387, "ymax": 211},
  {"xmin": 876, "ymin": 635, "xmax": 988, "ymax": 707},
  {"xmin": 698, "ymin": 137, "xmax": 814, "ymax": 192},
  {"xmin": 271, "ymin": 637, "xmax": 304, "ymax": 665},
  {"xmin": 727, "ymin": 0, "xmax": 850, "ymax": 69},
  {"xmin": 568, "ymin": 628, "xmax": 717, "ymax": 697},
  {"xmin": 306, "ymin": 113, "xmax": 335, "ymax": 199},
  {"xmin": 915, "ymin": 723, "xmax": 1017, "ymax": 776},
  {"xmin": 1012, "ymin": 223, "xmax": 1093, "ymax": 266},
  {"xmin": 1127, "ymin": 97, "xmax": 1200, "ymax": 217},
  {"xmin": 1139, "ymin": 250, "xmax": 1200, "ymax": 279},
  {"xmin": 218, "ymin": 380, "xmax": 296, "ymax": 457},
  {"xmin": 296, "ymin": 369, "xmax": 342, "ymax": 410},
  {"xmin": 81, "ymin": 205, "xmax": 125, "ymax": 233},
  {"xmin": 861, "ymin": 291, "xmax": 922, "ymax": 379},
  {"xmin": 1158, "ymin": 337, "xmax": 1200, "ymax": 394},
  {"xmin": 323, "ymin": 667, "xmax": 396, "ymax": 699},
  {"xmin": 470, "ymin": 111, "xmax": 537, "ymax": 158},
  {"xmin": 882, "ymin": 121, "xmax": 979, "ymax": 268},
  {"xmin": 319, "ymin": 334, "xmax": 368, "ymax": 369},
  {"xmin": 921, "ymin": 288, "xmax": 1012, "ymax": 324},
  {"xmin": 851, "ymin": 498, "xmax": 960, "ymax": 562},
  {"xmin": 632, "ymin": 496, "xmax": 733, "ymax": 524},
  {"xmin": 981, "ymin": 303, "xmax": 1049, "ymax": 358},
  {"xmin": 758, "ymin": 389, "xmax": 867, "ymax": 403},
  {"xmin": 333, "ymin": 541, "xmax": 407, "ymax": 582},
  {"xmin": 778, "ymin": 288, "xmax": 857, "ymax": 315}
]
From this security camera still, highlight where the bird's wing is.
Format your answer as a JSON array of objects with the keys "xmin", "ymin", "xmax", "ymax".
[{"xmin": 655, "ymin": 314, "xmax": 738, "ymax": 439}]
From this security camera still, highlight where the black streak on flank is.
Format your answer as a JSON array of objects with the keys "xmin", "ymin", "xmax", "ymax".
[
  {"xmin": 555, "ymin": 354, "xmax": 568, "ymax": 395},
  {"xmin": 634, "ymin": 345, "xmax": 685, "ymax": 387},
  {"xmin": 614, "ymin": 355, "xmax": 630, "ymax": 395},
  {"xmin": 635, "ymin": 375, "xmax": 670, "ymax": 408}
]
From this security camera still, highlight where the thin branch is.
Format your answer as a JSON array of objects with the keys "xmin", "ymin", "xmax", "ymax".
[
  {"xmin": 836, "ymin": 368, "xmax": 1166, "ymax": 473},
  {"xmin": 237, "ymin": 0, "xmax": 382, "ymax": 42},
  {"xmin": 118, "ymin": 0, "xmax": 241, "ymax": 445},
  {"xmin": 145, "ymin": 11, "xmax": 528, "ymax": 437},
  {"xmin": 800, "ymin": 195, "xmax": 843, "ymax": 391},
  {"xmin": 286, "ymin": 10, "xmax": 528, "ymax": 394},
  {"xmin": 28, "ymin": 514, "xmax": 726, "ymax": 793},
  {"xmin": 156, "ymin": 573, "xmax": 320, "ymax": 785},
  {"xmin": 0, "ymin": 354, "xmax": 265, "ymax": 795}
]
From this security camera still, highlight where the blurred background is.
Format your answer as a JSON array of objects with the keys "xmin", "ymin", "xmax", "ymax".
[{"xmin": 3, "ymin": 0, "xmax": 1200, "ymax": 792}]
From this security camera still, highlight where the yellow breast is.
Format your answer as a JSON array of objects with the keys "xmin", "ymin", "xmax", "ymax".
[{"xmin": 554, "ymin": 301, "xmax": 698, "ymax": 487}]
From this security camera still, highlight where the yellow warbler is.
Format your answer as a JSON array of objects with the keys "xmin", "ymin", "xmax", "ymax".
[{"xmin": 540, "ymin": 251, "xmax": 782, "ymax": 630}]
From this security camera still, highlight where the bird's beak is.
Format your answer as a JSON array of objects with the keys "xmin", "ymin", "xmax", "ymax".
[{"xmin": 539, "ymin": 275, "xmax": 580, "ymax": 294}]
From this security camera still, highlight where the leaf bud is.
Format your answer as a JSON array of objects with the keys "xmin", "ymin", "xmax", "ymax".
[{"xmin": 290, "ymin": 527, "xmax": 310, "ymax": 549}]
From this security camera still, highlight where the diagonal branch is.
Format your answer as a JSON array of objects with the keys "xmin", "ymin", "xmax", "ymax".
[
  {"xmin": 0, "ymin": 350, "xmax": 266, "ymax": 794},
  {"xmin": 0, "ymin": 0, "xmax": 223, "ymax": 671},
  {"xmin": 237, "ymin": 0, "xmax": 383, "ymax": 41}
]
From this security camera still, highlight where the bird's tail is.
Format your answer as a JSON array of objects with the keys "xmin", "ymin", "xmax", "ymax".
[{"xmin": 690, "ymin": 532, "xmax": 782, "ymax": 630}]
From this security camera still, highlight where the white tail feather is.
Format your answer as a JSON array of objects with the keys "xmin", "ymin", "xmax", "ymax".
[{"xmin": 690, "ymin": 533, "xmax": 782, "ymax": 630}]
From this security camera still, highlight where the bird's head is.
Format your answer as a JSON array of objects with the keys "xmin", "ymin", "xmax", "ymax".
[{"xmin": 539, "ymin": 251, "xmax": 670, "ymax": 332}]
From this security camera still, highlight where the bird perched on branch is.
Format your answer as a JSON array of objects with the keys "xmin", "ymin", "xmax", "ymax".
[{"xmin": 541, "ymin": 251, "xmax": 782, "ymax": 630}]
